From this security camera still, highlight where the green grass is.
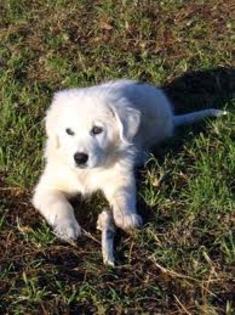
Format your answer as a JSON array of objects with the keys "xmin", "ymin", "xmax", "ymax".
[{"xmin": 0, "ymin": 0, "xmax": 234, "ymax": 314}]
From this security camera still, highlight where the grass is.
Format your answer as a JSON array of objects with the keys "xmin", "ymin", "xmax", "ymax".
[{"xmin": 0, "ymin": 0, "xmax": 234, "ymax": 314}]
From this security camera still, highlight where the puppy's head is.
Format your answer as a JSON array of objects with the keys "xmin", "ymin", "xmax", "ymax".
[{"xmin": 45, "ymin": 89, "xmax": 140, "ymax": 169}]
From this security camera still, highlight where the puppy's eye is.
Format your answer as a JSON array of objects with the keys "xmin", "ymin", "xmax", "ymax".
[
  {"xmin": 66, "ymin": 128, "xmax": 75, "ymax": 136},
  {"xmin": 91, "ymin": 126, "xmax": 103, "ymax": 135}
]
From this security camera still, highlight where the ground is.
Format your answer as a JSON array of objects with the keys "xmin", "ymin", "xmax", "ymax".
[{"xmin": 0, "ymin": 0, "xmax": 234, "ymax": 314}]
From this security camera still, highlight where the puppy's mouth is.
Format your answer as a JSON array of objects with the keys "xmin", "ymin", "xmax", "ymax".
[
  {"xmin": 74, "ymin": 161, "xmax": 101, "ymax": 170},
  {"xmin": 75, "ymin": 163, "xmax": 88, "ymax": 169},
  {"xmin": 74, "ymin": 162, "xmax": 99, "ymax": 169}
]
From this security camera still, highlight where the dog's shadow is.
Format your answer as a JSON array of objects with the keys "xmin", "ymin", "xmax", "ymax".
[
  {"xmin": 164, "ymin": 66, "xmax": 234, "ymax": 114},
  {"xmin": 163, "ymin": 66, "xmax": 234, "ymax": 155},
  {"xmin": 72, "ymin": 67, "xmax": 235, "ymax": 259}
]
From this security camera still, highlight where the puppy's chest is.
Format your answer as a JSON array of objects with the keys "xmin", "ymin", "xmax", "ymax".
[{"xmin": 66, "ymin": 170, "xmax": 106, "ymax": 196}]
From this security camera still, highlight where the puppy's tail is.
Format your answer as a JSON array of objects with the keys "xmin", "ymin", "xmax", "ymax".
[{"xmin": 173, "ymin": 109, "xmax": 227, "ymax": 127}]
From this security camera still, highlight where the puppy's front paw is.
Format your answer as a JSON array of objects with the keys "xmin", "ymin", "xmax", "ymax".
[
  {"xmin": 53, "ymin": 218, "xmax": 81, "ymax": 241},
  {"xmin": 114, "ymin": 212, "xmax": 142, "ymax": 231}
]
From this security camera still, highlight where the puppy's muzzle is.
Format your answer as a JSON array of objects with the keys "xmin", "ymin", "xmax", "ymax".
[{"xmin": 74, "ymin": 152, "xmax": 89, "ymax": 167}]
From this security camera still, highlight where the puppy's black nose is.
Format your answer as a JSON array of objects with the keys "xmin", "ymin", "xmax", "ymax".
[{"xmin": 74, "ymin": 152, "xmax": 88, "ymax": 165}]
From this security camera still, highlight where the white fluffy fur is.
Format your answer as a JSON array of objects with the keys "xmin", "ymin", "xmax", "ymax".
[{"xmin": 32, "ymin": 79, "xmax": 225, "ymax": 241}]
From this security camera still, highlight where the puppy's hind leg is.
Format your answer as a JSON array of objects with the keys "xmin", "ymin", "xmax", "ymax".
[
  {"xmin": 173, "ymin": 109, "xmax": 227, "ymax": 126},
  {"xmin": 32, "ymin": 187, "xmax": 81, "ymax": 242}
]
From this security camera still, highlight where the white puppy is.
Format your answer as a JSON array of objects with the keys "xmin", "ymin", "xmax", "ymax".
[{"xmin": 32, "ymin": 80, "xmax": 225, "ymax": 241}]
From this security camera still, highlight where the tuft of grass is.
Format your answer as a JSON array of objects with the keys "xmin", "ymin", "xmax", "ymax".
[{"xmin": 0, "ymin": 0, "xmax": 234, "ymax": 314}]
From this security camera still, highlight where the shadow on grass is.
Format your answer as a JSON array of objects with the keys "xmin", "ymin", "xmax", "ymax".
[
  {"xmin": 164, "ymin": 66, "xmax": 235, "ymax": 114},
  {"xmin": 150, "ymin": 66, "xmax": 235, "ymax": 161}
]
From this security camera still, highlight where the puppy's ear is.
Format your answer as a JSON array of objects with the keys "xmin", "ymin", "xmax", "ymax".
[
  {"xmin": 45, "ymin": 93, "xmax": 61, "ymax": 149},
  {"xmin": 111, "ymin": 103, "xmax": 141, "ymax": 143}
]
